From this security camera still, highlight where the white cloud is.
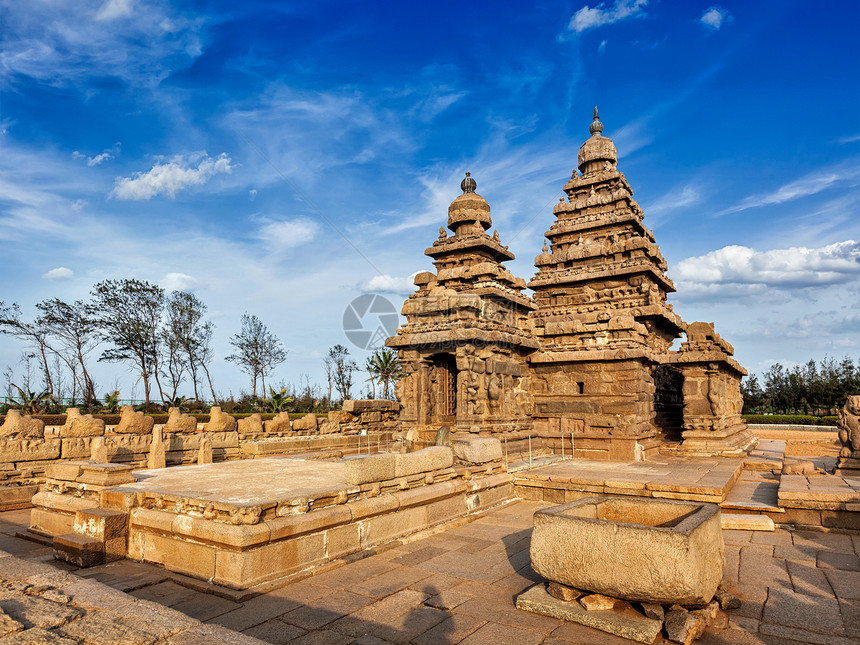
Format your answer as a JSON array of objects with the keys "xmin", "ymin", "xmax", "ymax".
[
  {"xmin": 598, "ymin": 40, "xmax": 608, "ymax": 53},
  {"xmin": 255, "ymin": 217, "xmax": 318, "ymax": 250},
  {"xmin": 249, "ymin": 189, "xmax": 258, "ymax": 201},
  {"xmin": 568, "ymin": 0, "xmax": 648, "ymax": 34},
  {"xmin": 111, "ymin": 153, "xmax": 233, "ymax": 200},
  {"xmin": 362, "ymin": 273, "xmax": 418, "ymax": 294},
  {"xmin": 718, "ymin": 161, "xmax": 860, "ymax": 215},
  {"xmin": 162, "ymin": 272, "xmax": 199, "ymax": 292},
  {"xmin": 42, "ymin": 266, "xmax": 74, "ymax": 280},
  {"xmin": 95, "ymin": 0, "xmax": 134, "ymax": 21},
  {"xmin": 699, "ymin": 6, "xmax": 728, "ymax": 30},
  {"xmin": 643, "ymin": 185, "xmax": 700, "ymax": 227},
  {"xmin": 87, "ymin": 152, "xmax": 114, "ymax": 167},
  {"xmin": 672, "ymin": 240, "xmax": 860, "ymax": 292}
]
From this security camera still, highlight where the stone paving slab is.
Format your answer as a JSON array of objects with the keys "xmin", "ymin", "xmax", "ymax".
[{"xmin": 3, "ymin": 500, "xmax": 860, "ymax": 643}]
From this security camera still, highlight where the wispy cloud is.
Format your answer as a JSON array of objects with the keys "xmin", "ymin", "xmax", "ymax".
[
  {"xmin": 72, "ymin": 143, "xmax": 120, "ymax": 167},
  {"xmin": 162, "ymin": 272, "xmax": 199, "ymax": 292},
  {"xmin": 111, "ymin": 153, "xmax": 233, "ymax": 200},
  {"xmin": 717, "ymin": 160, "xmax": 860, "ymax": 215},
  {"xmin": 567, "ymin": 0, "xmax": 648, "ymax": 34},
  {"xmin": 0, "ymin": 2, "xmax": 204, "ymax": 89},
  {"xmin": 699, "ymin": 6, "xmax": 730, "ymax": 30},
  {"xmin": 642, "ymin": 185, "xmax": 701, "ymax": 227},
  {"xmin": 254, "ymin": 217, "xmax": 318, "ymax": 250}
]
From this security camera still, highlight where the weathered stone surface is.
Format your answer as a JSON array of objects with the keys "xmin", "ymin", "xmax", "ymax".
[
  {"xmin": 0, "ymin": 609, "xmax": 23, "ymax": 638},
  {"xmin": 342, "ymin": 400, "xmax": 399, "ymax": 413},
  {"xmin": 53, "ymin": 533, "xmax": 104, "ymax": 567},
  {"xmin": 90, "ymin": 437, "xmax": 107, "ymax": 463},
  {"xmin": 0, "ymin": 587, "xmax": 84, "ymax": 629},
  {"xmin": 640, "ymin": 602, "xmax": 664, "ymax": 621},
  {"xmin": 0, "ymin": 411, "xmax": 44, "ymax": 439},
  {"xmin": 292, "ymin": 413, "xmax": 318, "ymax": 431},
  {"xmin": 328, "ymin": 410, "xmax": 355, "ymax": 424},
  {"xmin": 239, "ymin": 413, "xmax": 265, "ymax": 434},
  {"xmin": 74, "ymin": 508, "xmax": 128, "ymax": 541},
  {"xmin": 394, "ymin": 446, "xmax": 453, "ymax": 477},
  {"xmin": 164, "ymin": 407, "xmax": 198, "ymax": 434},
  {"xmin": 197, "ymin": 436, "xmax": 213, "ymax": 464},
  {"xmin": 547, "ymin": 581, "xmax": 583, "ymax": 602},
  {"xmin": 0, "ymin": 627, "xmax": 77, "ymax": 645},
  {"xmin": 721, "ymin": 513, "xmax": 774, "ymax": 531},
  {"xmin": 58, "ymin": 409, "xmax": 104, "ymax": 438},
  {"xmin": 346, "ymin": 454, "xmax": 396, "ymax": 485},
  {"xmin": 530, "ymin": 497, "xmax": 724, "ymax": 605},
  {"xmin": 516, "ymin": 584, "xmax": 662, "ymax": 644},
  {"xmin": 204, "ymin": 407, "xmax": 237, "ymax": 433},
  {"xmin": 262, "ymin": 413, "xmax": 289, "ymax": 434},
  {"xmin": 114, "ymin": 406, "xmax": 154, "ymax": 435},
  {"xmin": 716, "ymin": 590, "xmax": 741, "ymax": 611},
  {"xmin": 664, "ymin": 605, "xmax": 706, "ymax": 645},
  {"xmin": 580, "ymin": 593, "xmax": 616, "ymax": 611},
  {"xmin": 451, "ymin": 436, "xmax": 502, "ymax": 464},
  {"xmin": 0, "ymin": 439, "xmax": 59, "ymax": 463},
  {"xmin": 148, "ymin": 426, "xmax": 166, "ymax": 469}
]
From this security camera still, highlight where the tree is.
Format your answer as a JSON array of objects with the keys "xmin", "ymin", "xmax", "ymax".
[
  {"xmin": 0, "ymin": 302, "xmax": 57, "ymax": 400},
  {"xmin": 91, "ymin": 279, "xmax": 165, "ymax": 409},
  {"xmin": 327, "ymin": 344, "xmax": 357, "ymax": 403},
  {"xmin": 226, "ymin": 313, "xmax": 287, "ymax": 398},
  {"xmin": 35, "ymin": 298, "xmax": 100, "ymax": 408},
  {"xmin": 162, "ymin": 291, "xmax": 215, "ymax": 402},
  {"xmin": 365, "ymin": 348, "xmax": 404, "ymax": 400}
]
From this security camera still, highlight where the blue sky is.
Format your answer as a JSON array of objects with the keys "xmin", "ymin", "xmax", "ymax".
[{"xmin": 1, "ymin": 0, "xmax": 859, "ymax": 400}]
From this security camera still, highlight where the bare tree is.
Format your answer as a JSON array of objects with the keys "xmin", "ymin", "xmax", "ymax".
[
  {"xmin": 0, "ymin": 302, "xmax": 57, "ymax": 399},
  {"xmin": 35, "ymin": 298, "xmax": 99, "ymax": 408},
  {"xmin": 91, "ymin": 279, "xmax": 165, "ymax": 409},
  {"xmin": 226, "ymin": 313, "xmax": 287, "ymax": 398},
  {"xmin": 327, "ymin": 344, "xmax": 357, "ymax": 403}
]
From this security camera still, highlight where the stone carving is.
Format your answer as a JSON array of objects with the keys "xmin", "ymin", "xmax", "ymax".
[
  {"xmin": 148, "ymin": 426, "xmax": 166, "ymax": 469},
  {"xmin": 292, "ymin": 413, "xmax": 318, "ymax": 432},
  {"xmin": 90, "ymin": 436, "xmax": 108, "ymax": 463},
  {"xmin": 59, "ymin": 408, "xmax": 105, "ymax": 438},
  {"xmin": 239, "ymin": 413, "xmax": 265, "ymax": 434},
  {"xmin": 836, "ymin": 395, "xmax": 860, "ymax": 474},
  {"xmin": 264, "ymin": 412, "xmax": 290, "ymax": 434},
  {"xmin": 164, "ymin": 407, "xmax": 197, "ymax": 434},
  {"xmin": 0, "ymin": 410, "xmax": 45, "ymax": 439},
  {"xmin": 197, "ymin": 436, "xmax": 213, "ymax": 464},
  {"xmin": 114, "ymin": 406, "xmax": 155, "ymax": 435},
  {"xmin": 204, "ymin": 407, "xmax": 237, "ymax": 433}
]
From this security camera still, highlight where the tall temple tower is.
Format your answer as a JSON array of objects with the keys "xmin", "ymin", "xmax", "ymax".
[
  {"xmin": 386, "ymin": 173, "xmax": 537, "ymax": 441},
  {"xmin": 388, "ymin": 109, "xmax": 755, "ymax": 459}
]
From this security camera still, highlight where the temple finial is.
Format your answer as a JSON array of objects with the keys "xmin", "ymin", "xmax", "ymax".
[
  {"xmin": 589, "ymin": 106, "xmax": 604, "ymax": 136},
  {"xmin": 460, "ymin": 171, "xmax": 477, "ymax": 194}
]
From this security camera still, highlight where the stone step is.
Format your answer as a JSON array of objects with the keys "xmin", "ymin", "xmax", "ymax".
[
  {"xmin": 720, "ymin": 513, "xmax": 775, "ymax": 531},
  {"xmin": 743, "ymin": 439, "xmax": 786, "ymax": 473},
  {"xmin": 721, "ymin": 475, "xmax": 783, "ymax": 513}
]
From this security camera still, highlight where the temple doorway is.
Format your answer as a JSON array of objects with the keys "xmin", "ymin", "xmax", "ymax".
[{"xmin": 431, "ymin": 354, "xmax": 457, "ymax": 424}]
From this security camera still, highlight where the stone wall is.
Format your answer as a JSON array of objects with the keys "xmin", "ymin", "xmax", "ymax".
[{"xmin": 0, "ymin": 400, "xmax": 401, "ymax": 499}]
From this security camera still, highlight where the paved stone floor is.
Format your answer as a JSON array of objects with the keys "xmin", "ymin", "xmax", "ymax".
[{"xmin": 2, "ymin": 502, "xmax": 859, "ymax": 644}]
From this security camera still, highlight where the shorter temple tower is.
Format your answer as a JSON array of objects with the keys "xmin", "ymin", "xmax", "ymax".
[{"xmin": 386, "ymin": 173, "xmax": 538, "ymax": 443}]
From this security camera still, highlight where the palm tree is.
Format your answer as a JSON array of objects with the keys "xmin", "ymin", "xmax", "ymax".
[{"xmin": 365, "ymin": 349, "xmax": 404, "ymax": 401}]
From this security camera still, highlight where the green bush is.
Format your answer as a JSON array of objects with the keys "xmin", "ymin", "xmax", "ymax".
[{"xmin": 743, "ymin": 414, "xmax": 838, "ymax": 426}]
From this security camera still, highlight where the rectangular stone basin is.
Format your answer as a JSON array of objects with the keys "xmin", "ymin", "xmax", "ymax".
[{"xmin": 531, "ymin": 496, "xmax": 723, "ymax": 605}]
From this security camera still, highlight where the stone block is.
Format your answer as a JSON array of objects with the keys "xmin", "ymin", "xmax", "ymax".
[
  {"xmin": 104, "ymin": 536, "xmax": 127, "ymax": 563},
  {"xmin": 516, "ymin": 584, "xmax": 662, "ymax": 644},
  {"xmin": 451, "ymin": 437, "xmax": 502, "ymax": 464},
  {"xmin": 53, "ymin": 533, "xmax": 104, "ymax": 567},
  {"xmin": 345, "ymin": 453, "xmax": 396, "ymax": 485},
  {"xmin": 530, "ymin": 496, "xmax": 724, "ymax": 605},
  {"xmin": 0, "ymin": 438, "xmax": 60, "ymax": 463},
  {"xmin": 164, "ymin": 407, "xmax": 198, "ymax": 434},
  {"xmin": 197, "ymin": 436, "xmax": 213, "ymax": 464},
  {"xmin": 328, "ymin": 410, "xmax": 355, "ymax": 424},
  {"xmin": 361, "ymin": 504, "xmax": 426, "ymax": 546},
  {"xmin": 74, "ymin": 508, "xmax": 128, "ymax": 541},
  {"xmin": 59, "ymin": 408, "xmax": 105, "ymax": 437},
  {"xmin": 171, "ymin": 513, "xmax": 270, "ymax": 548},
  {"xmin": 0, "ymin": 410, "xmax": 45, "ymax": 438},
  {"xmin": 45, "ymin": 462, "xmax": 85, "ymax": 482},
  {"xmin": 292, "ymin": 413, "xmax": 318, "ymax": 431},
  {"xmin": 78, "ymin": 463, "xmax": 136, "ymax": 486},
  {"xmin": 342, "ymin": 399, "xmax": 400, "ymax": 413},
  {"xmin": 326, "ymin": 523, "xmax": 361, "ymax": 559},
  {"xmin": 268, "ymin": 505, "xmax": 351, "ymax": 541},
  {"xmin": 262, "ymin": 412, "xmax": 293, "ymax": 434},
  {"xmin": 664, "ymin": 606, "xmax": 706, "ymax": 645},
  {"xmin": 60, "ymin": 437, "xmax": 93, "ymax": 459},
  {"xmin": 140, "ymin": 531, "xmax": 217, "ymax": 580},
  {"xmin": 239, "ymin": 412, "xmax": 265, "ymax": 434},
  {"xmin": 394, "ymin": 446, "xmax": 453, "ymax": 477},
  {"xmin": 0, "ymin": 484, "xmax": 38, "ymax": 510},
  {"xmin": 204, "ymin": 407, "xmax": 237, "ymax": 433},
  {"xmin": 114, "ymin": 406, "xmax": 155, "ymax": 434},
  {"xmin": 213, "ymin": 533, "xmax": 326, "ymax": 588}
]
